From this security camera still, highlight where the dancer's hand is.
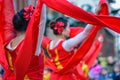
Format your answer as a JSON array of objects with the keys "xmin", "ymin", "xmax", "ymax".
[{"xmin": 95, "ymin": 4, "xmax": 102, "ymax": 15}]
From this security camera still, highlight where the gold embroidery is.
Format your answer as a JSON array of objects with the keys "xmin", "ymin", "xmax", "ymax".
[
  {"xmin": 7, "ymin": 51, "xmax": 14, "ymax": 71},
  {"xmin": 46, "ymin": 44, "xmax": 63, "ymax": 69},
  {"xmin": 82, "ymin": 62, "xmax": 89, "ymax": 77},
  {"xmin": 54, "ymin": 49, "xmax": 63, "ymax": 69},
  {"xmin": 24, "ymin": 75, "xmax": 30, "ymax": 80},
  {"xmin": 43, "ymin": 73, "xmax": 51, "ymax": 80}
]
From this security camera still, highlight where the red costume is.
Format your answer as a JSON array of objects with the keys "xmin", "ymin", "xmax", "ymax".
[
  {"xmin": 3, "ymin": 40, "xmax": 44, "ymax": 80},
  {"xmin": 0, "ymin": 0, "xmax": 44, "ymax": 80},
  {"xmin": 43, "ymin": 39, "xmax": 77, "ymax": 80}
]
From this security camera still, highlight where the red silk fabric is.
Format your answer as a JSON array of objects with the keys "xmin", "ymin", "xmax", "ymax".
[
  {"xmin": 83, "ymin": 35, "xmax": 103, "ymax": 69},
  {"xmin": 83, "ymin": 0, "xmax": 109, "ymax": 69},
  {"xmin": 0, "ymin": 0, "xmax": 15, "ymax": 71},
  {"xmin": 99, "ymin": 0, "xmax": 109, "ymax": 15},
  {"xmin": 0, "ymin": 0, "xmax": 3, "ymax": 27},
  {"xmin": 0, "ymin": 36, "xmax": 8, "ymax": 70},
  {"xmin": 43, "ymin": 0, "xmax": 120, "ymax": 33},
  {"xmin": 0, "ymin": 0, "xmax": 16, "ymax": 43},
  {"xmin": 14, "ymin": 0, "xmax": 43, "ymax": 80},
  {"xmin": 70, "ymin": 27, "xmax": 84, "ymax": 38}
]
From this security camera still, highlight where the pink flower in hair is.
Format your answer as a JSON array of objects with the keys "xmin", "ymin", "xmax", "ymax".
[
  {"xmin": 23, "ymin": 5, "xmax": 34, "ymax": 21},
  {"xmin": 54, "ymin": 22, "xmax": 64, "ymax": 34}
]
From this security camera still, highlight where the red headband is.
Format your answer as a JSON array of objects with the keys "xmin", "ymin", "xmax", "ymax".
[
  {"xmin": 23, "ymin": 5, "xmax": 34, "ymax": 21},
  {"xmin": 54, "ymin": 22, "xmax": 64, "ymax": 34}
]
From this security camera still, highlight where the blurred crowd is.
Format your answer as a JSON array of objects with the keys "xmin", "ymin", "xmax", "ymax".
[
  {"xmin": 0, "ymin": 65, "xmax": 4, "ymax": 80},
  {"xmin": 89, "ymin": 56, "xmax": 120, "ymax": 80}
]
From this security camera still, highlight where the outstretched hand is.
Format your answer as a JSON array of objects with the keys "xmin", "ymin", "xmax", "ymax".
[{"xmin": 95, "ymin": 4, "xmax": 102, "ymax": 15}]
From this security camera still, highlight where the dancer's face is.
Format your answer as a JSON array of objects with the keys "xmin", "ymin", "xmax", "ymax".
[{"xmin": 62, "ymin": 23, "xmax": 70, "ymax": 38}]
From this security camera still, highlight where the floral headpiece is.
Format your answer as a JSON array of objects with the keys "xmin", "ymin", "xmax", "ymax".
[
  {"xmin": 54, "ymin": 22, "xmax": 64, "ymax": 34},
  {"xmin": 23, "ymin": 5, "xmax": 34, "ymax": 21}
]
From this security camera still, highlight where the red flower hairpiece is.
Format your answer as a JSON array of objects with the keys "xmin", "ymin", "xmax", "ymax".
[
  {"xmin": 54, "ymin": 22, "xmax": 64, "ymax": 34},
  {"xmin": 23, "ymin": 5, "xmax": 34, "ymax": 21}
]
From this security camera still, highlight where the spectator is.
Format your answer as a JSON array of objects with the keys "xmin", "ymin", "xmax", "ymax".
[
  {"xmin": 108, "ymin": 63, "xmax": 120, "ymax": 80},
  {"xmin": 98, "ymin": 66, "xmax": 109, "ymax": 80},
  {"xmin": 89, "ymin": 59, "xmax": 102, "ymax": 80},
  {"xmin": 107, "ymin": 56, "xmax": 115, "ymax": 73},
  {"xmin": 0, "ymin": 65, "xmax": 4, "ymax": 80}
]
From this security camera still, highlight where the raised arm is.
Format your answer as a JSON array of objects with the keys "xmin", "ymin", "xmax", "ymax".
[
  {"xmin": 63, "ymin": 24, "xmax": 93, "ymax": 52},
  {"xmin": 62, "ymin": 3, "xmax": 103, "ymax": 52}
]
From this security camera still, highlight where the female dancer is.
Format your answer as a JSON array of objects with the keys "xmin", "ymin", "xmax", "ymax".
[
  {"xmin": 41, "ymin": 4, "xmax": 103, "ymax": 79},
  {"xmin": 42, "ymin": 19, "xmax": 99, "ymax": 80},
  {"xmin": 43, "ymin": 17, "xmax": 94, "ymax": 80},
  {"xmin": 2, "ymin": 5, "xmax": 45, "ymax": 80}
]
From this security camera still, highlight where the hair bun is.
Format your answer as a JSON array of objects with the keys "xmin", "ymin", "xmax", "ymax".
[{"xmin": 49, "ymin": 21, "xmax": 56, "ymax": 29}]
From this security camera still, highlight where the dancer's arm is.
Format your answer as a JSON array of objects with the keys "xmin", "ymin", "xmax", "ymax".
[
  {"xmin": 62, "ymin": 4, "xmax": 103, "ymax": 52},
  {"xmin": 63, "ymin": 24, "xmax": 93, "ymax": 52}
]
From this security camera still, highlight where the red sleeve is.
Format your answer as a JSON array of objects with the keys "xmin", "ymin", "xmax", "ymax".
[{"xmin": 42, "ymin": 36, "xmax": 51, "ymax": 49}]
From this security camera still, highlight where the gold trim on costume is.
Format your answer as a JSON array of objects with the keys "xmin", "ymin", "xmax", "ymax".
[
  {"xmin": 82, "ymin": 62, "xmax": 89, "ymax": 77},
  {"xmin": 46, "ymin": 44, "xmax": 63, "ymax": 69},
  {"xmin": 54, "ymin": 49, "xmax": 63, "ymax": 69},
  {"xmin": 7, "ymin": 51, "xmax": 14, "ymax": 71},
  {"xmin": 24, "ymin": 75, "xmax": 30, "ymax": 80}
]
